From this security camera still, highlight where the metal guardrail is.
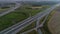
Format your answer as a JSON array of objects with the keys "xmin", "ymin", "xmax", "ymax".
[{"xmin": 0, "ymin": 3, "xmax": 60, "ymax": 34}]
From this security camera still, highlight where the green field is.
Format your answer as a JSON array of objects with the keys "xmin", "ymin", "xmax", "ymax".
[
  {"xmin": 0, "ymin": 11, "xmax": 28, "ymax": 31},
  {"xmin": 0, "ymin": 6, "xmax": 29, "ymax": 31},
  {"xmin": 0, "ymin": 7, "xmax": 10, "ymax": 12},
  {"xmin": 0, "ymin": 5, "xmax": 49, "ymax": 31}
]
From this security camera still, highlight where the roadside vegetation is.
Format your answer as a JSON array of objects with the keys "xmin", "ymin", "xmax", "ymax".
[
  {"xmin": 0, "ymin": 7, "xmax": 10, "ymax": 12},
  {"xmin": 17, "ymin": 21, "xmax": 36, "ymax": 34},
  {"xmin": 40, "ymin": 10, "xmax": 55, "ymax": 34},
  {"xmin": 27, "ymin": 30, "xmax": 38, "ymax": 34}
]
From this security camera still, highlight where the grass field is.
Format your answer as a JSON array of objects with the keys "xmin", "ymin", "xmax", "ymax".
[
  {"xmin": 0, "ymin": 6, "xmax": 30, "ymax": 31},
  {"xmin": 0, "ymin": 8, "xmax": 9, "ymax": 12},
  {"xmin": 0, "ymin": 11, "xmax": 28, "ymax": 31}
]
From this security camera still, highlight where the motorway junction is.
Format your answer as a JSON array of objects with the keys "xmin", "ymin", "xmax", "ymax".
[{"xmin": 0, "ymin": 1, "xmax": 60, "ymax": 34}]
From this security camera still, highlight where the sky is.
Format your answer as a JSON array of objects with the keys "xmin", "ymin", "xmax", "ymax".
[{"xmin": 0, "ymin": 0, "xmax": 60, "ymax": 1}]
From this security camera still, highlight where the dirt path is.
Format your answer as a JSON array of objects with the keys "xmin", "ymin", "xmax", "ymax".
[{"xmin": 48, "ymin": 10, "xmax": 60, "ymax": 34}]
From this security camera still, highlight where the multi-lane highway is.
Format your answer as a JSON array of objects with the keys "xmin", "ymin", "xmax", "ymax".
[
  {"xmin": 0, "ymin": 7, "xmax": 50, "ymax": 34},
  {"xmin": 0, "ymin": 3, "xmax": 60, "ymax": 34}
]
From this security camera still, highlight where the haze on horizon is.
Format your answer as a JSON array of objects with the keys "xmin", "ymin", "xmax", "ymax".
[{"xmin": 0, "ymin": 0, "xmax": 60, "ymax": 1}]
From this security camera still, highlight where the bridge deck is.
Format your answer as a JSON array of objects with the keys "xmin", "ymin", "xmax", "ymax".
[{"xmin": 48, "ymin": 9, "xmax": 60, "ymax": 34}]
